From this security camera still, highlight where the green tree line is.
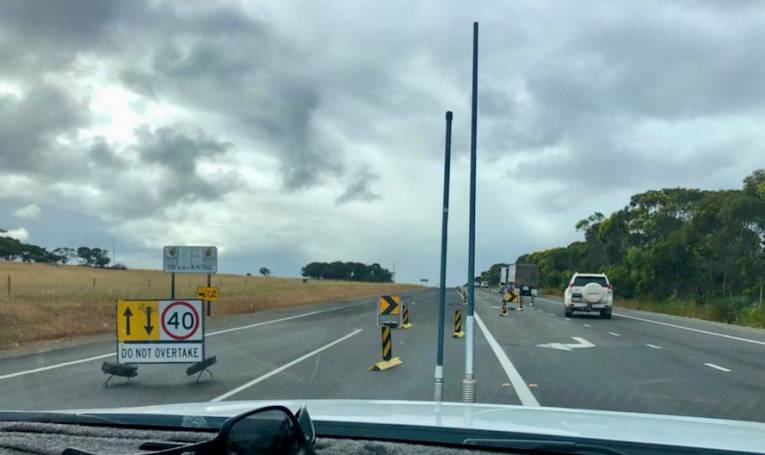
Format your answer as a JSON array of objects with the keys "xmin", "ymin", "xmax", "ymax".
[
  {"xmin": 518, "ymin": 170, "xmax": 765, "ymax": 324},
  {"xmin": 0, "ymin": 231, "xmax": 112, "ymax": 267},
  {"xmin": 301, "ymin": 261, "xmax": 394, "ymax": 282}
]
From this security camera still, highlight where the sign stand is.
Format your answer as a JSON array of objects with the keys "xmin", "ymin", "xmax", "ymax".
[
  {"xmin": 370, "ymin": 295, "xmax": 403, "ymax": 371},
  {"xmin": 206, "ymin": 273, "xmax": 212, "ymax": 317},
  {"xmin": 102, "ymin": 246, "xmax": 219, "ymax": 386}
]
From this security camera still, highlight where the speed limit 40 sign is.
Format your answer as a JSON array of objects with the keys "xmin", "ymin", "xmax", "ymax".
[{"xmin": 117, "ymin": 299, "xmax": 204, "ymax": 364}]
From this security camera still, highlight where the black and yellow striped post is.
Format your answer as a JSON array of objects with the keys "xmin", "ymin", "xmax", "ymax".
[
  {"xmin": 382, "ymin": 326, "xmax": 392, "ymax": 360},
  {"xmin": 369, "ymin": 325, "xmax": 402, "ymax": 371},
  {"xmin": 401, "ymin": 304, "xmax": 413, "ymax": 329},
  {"xmin": 500, "ymin": 299, "xmax": 508, "ymax": 317},
  {"xmin": 453, "ymin": 308, "xmax": 465, "ymax": 338}
]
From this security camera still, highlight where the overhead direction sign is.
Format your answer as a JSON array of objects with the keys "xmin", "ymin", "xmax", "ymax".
[
  {"xmin": 196, "ymin": 286, "xmax": 219, "ymax": 301},
  {"xmin": 163, "ymin": 246, "xmax": 217, "ymax": 274},
  {"xmin": 117, "ymin": 299, "xmax": 204, "ymax": 364},
  {"xmin": 377, "ymin": 295, "xmax": 402, "ymax": 328}
]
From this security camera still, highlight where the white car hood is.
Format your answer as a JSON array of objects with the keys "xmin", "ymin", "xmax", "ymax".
[{"xmin": 64, "ymin": 400, "xmax": 765, "ymax": 453}]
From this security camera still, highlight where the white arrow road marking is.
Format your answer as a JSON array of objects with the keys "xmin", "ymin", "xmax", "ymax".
[{"xmin": 537, "ymin": 337, "xmax": 595, "ymax": 351}]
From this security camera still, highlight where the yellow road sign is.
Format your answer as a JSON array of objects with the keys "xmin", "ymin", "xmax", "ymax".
[
  {"xmin": 117, "ymin": 300, "xmax": 160, "ymax": 342},
  {"xmin": 196, "ymin": 286, "xmax": 219, "ymax": 301},
  {"xmin": 378, "ymin": 295, "xmax": 401, "ymax": 315},
  {"xmin": 503, "ymin": 290, "xmax": 517, "ymax": 303}
]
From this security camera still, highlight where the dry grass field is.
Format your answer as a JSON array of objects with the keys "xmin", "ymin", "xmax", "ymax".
[{"xmin": 0, "ymin": 262, "xmax": 420, "ymax": 350}]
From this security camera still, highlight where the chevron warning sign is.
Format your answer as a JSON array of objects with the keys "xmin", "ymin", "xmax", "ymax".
[
  {"xmin": 377, "ymin": 295, "xmax": 402, "ymax": 328},
  {"xmin": 378, "ymin": 295, "xmax": 401, "ymax": 315}
]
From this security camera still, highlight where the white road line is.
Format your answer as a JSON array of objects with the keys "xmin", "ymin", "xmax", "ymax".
[
  {"xmin": 0, "ymin": 302, "xmax": 369, "ymax": 382},
  {"xmin": 0, "ymin": 353, "xmax": 115, "ymax": 381},
  {"xmin": 614, "ymin": 313, "xmax": 765, "ymax": 346},
  {"xmin": 207, "ymin": 303, "xmax": 364, "ymax": 336},
  {"xmin": 608, "ymin": 332, "xmax": 621, "ymax": 337},
  {"xmin": 210, "ymin": 329, "xmax": 363, "ymax": 402},
  {"xmin": 565, "ymin": 318, "xmax": 571, "ymax": 321},
  {"xmin": 583, "ymin": 324, "xmax": 591, "ymax": 327},
  {"xmin": 704, "ymin": 363, "xmax": 731, "ymax": 372},
  {"xmin": 646, "ymin": 344, "xmax": 662, "ymax": 350},
  {"xmin": 474, "ymin": 313, "xmax": 540, "ymax": 407}
]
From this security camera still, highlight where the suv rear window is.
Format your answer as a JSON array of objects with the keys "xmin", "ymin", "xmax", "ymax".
[{"xmin": 573, "ymin": 276, "xmax": 608, "ymax": 287}]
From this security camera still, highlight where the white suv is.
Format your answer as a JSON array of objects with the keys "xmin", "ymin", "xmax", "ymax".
[{"xmin": 563, "ymin": 273, "xmax": 613, "ymax": 318}]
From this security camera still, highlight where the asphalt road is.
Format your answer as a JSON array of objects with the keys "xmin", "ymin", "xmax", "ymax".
[{"xmin": 0, "ymin": 288, "xmax": 763, "ymax": 423}]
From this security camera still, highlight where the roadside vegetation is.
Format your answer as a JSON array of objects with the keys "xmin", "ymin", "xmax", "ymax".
[
  {"xmin": 484, "ymin": 170, "xmax": 765, "ymax": 328},
  {"xmin": 0, "ymin": 262, "xmax": 419, "ymax": 350},
  {"xmin": 301, "ymin": 261, "xmax": 394, "ymax": 282}
]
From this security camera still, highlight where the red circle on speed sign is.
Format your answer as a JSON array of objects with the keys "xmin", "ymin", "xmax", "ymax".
[{"xmin": 161, "ymin": 301, "xmax": 201, "ymax": 340}]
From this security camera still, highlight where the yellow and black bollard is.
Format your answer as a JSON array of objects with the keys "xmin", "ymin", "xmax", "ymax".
[
  {"xmin": 531, "ymin": 294, "xmax": 535, "ymax": 305},
  {"xmin": 500, "ymin": 299, "xmax": 508, "ymax": 317},
  {"xmin": 453, "ymin": 308, "xmax": 465, "ymax": 338},
  {"xmin": 369, "ymin": 326, "xmax": 402, "ymax": 371},
  {"xmin": 401, "ymin": 304, "xmax": 413, "ymax": 329}
]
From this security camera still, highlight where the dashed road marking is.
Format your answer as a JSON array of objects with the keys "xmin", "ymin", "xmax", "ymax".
[
  {"xmin": 210, "ymin": 329, "xmax": 363, "ymax": 402},
  {"xmin": 646, "ymin": 344, "xmax": 662, "ymax": 349},
  {"xmin": 608, "ymin": 332, "xmax": 621, "ymax": 337},
  {"xmin": 565, "ymin": 318, "xmax": 571, "ymax": 321},
  {"xmin": 704, "ymin": 363, "xmax": 731, "ymax": 373},
  {"xmin": 583, "ymin": 324, "xmax": 591, "ymax": 327},
  {"xmin": 612, "ymin": 312, "xmax": 765, "ymax": 346}
]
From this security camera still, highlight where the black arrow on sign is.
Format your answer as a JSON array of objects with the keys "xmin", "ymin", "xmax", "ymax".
[
  {"xmin": 123, "ymin": 307, "xmax": 133, "ymax": 335},
  {"xmin": 144, "ymin": 306, "xmax": 154, "ymax": 335}
]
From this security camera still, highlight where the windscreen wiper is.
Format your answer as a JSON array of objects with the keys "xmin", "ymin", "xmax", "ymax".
[{"xmin": 463, "ymin": 438, "xmax": 628, "ymax": 455}]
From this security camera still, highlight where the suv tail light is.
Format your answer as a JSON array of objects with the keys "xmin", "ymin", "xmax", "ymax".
[
  {"xmin": 568, "ymin": 283, "xmax": 574, "ymax": 289},
  {"xmin": 607, "ymin": 284, "xmax": 613, "ymax": 291}
]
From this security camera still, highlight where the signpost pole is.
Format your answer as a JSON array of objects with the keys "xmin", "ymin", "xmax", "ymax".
[
  {"xmin": 206, "ymin": 273, "xmax": 211, "ymax": 317},
  {"xmin": 434, "ymin": 111, "xmax": 453, "ymax": 402},
  {"xmin": 463, "ymin": 21, "xmax": 479, "ymax": 403},
  {"xmin": 171, "ymin": 273, "xmax": 176, "ymax": 299}
]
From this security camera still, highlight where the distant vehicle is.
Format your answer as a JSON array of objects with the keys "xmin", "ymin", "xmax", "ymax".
[
  {"xmin": 501, "ymin": 263, "xmax": 540, "ymax": 296},
  {"xmin": 108, "ymin": 263, "xmax": 128, "ymax": 270},
  {"xmin": 480, "ymin": 281, "xmax": 489, "ymax": 288},
  {"xmin": 564, "ymin": 272, "xmax": 613, "ymax": 318}
]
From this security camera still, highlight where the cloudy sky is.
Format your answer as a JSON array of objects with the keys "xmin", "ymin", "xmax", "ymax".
[{"xmin": 1, "ymin": 1, "xmax": 763, "ymax": 284}]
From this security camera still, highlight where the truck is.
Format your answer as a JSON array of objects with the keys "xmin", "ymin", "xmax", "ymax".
[{"xmin": 500, "ymin": 263, "xmax": 540, "ymax": 297}]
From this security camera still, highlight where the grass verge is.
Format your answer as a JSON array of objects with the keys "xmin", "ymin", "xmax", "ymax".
[
  {"xmin": 541, "ymin": 288, "xmax": 765, "ymax": 329},
  {"xmin": 0, "ymin": 262, "xmax": 420, "ymax": 350}
]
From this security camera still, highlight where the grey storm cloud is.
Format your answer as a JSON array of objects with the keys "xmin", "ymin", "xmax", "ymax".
[
  {"xmin": 118, "ymin": 124, "xmax": 240, "ymax": 216},
  {"xmin": 0, "ymin": 83, "xmax": 89, "ymax": 175},
  {"xmin": 1, "ymin": 0, "xmax": 765, "ymax": 281},
  {"xmin": 336, "ymin": 168, "xmax": 381, "ymax": 205}
]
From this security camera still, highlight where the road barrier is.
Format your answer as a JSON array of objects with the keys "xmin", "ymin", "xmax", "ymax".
[
  {"xmin": 369, "ymin": 326, "xmax": 402, "ymax": 371},
  {"xmin": 401, "ymin": 304, "xmax": 413, "ymax": 329},
  {"xmin": 453, "ymin": 308, "xmax": 465, "ymax": 338}
]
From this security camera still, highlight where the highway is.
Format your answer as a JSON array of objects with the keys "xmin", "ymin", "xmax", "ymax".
[{"xmin": 0, "ymin": 288, "xmax": 763, "ymax": 423}]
